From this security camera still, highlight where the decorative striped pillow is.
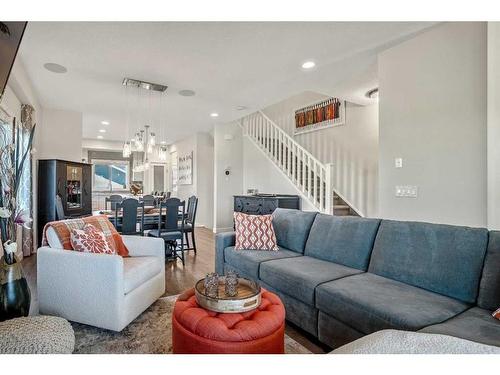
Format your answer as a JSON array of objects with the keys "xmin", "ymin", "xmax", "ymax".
[{"xmin": 234, "ymin": 212, "xmax": 279, "ymax": 251}]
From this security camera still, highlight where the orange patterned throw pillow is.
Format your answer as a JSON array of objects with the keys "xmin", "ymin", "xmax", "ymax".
[
  {"xmin": 70, "ymin": 224, "xmax": 116, "ymax": 255},
  {"xmin": 234, "ymin": 212, "xmax": 279, "ymax": 251},
  {"xmin": 493, "ymin": 308, "xmax": 500, "ymax": 320},
  {"xmin": 42, "ymin": 215, "xmax": 129, "ymax": 257}
]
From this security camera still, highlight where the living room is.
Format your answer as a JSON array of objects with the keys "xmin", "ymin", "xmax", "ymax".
[{"xmin": 1, "ymin": 0, "xmax": 499, "ymax": 372}]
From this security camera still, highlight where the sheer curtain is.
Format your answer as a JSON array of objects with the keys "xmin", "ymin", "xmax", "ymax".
[{"xmin": 0, "ymin": 104, "xmax": 34, "ymax": 258}]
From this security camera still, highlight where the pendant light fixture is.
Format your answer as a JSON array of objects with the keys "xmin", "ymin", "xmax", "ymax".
[{"xmin": 123, "ymin": 77, "xmax": 168, "ymax": 172}]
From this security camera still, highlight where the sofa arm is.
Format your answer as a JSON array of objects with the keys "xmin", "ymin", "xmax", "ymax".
[
  {"xmin": 37, "ymin": 247, "xmax": 124, "ymax": 328},
  {"xmin": 215, "ymin": 231, "xmax": 235, "ymax": 274},
  {"xmin": 122, "ymin": 235, "xmax": 165, "ymax": 261}
]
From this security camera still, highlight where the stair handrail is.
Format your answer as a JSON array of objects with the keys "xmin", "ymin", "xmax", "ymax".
[
  {"xmin": 256, "ymin": 110, "xmax": 326, "ymax": 171},
  {"xmin": 242, "ymin": 110, "xmax": 334, "ymax": 214}
]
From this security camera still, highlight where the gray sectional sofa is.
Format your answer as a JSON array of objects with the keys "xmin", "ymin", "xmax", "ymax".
[{"xmin": 215, "ymin": 208, "xmax": 500, "ymax": 348}]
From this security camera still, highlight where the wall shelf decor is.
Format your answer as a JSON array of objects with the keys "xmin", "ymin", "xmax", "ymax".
[{"xmin": 294, "ymin": 97, "xmax": 345, "ymax": 135}]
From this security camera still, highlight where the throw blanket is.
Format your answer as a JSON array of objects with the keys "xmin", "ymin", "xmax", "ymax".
[
  {"xmin": 42, "ymin": 215, "xmax": 129, "ymax": 256},
  {"xmin": 331, "ymin": 329, "xmax": 500, "ymax": 354}
]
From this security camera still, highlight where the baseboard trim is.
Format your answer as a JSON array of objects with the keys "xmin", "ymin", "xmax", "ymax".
[{"xmin": 213, "ymin": 227, "xmax": 233, "ymax": 234}]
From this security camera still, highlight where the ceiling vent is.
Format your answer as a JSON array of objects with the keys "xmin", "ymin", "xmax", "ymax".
[{"xmin": 122, "ymin": 77, "xmax": 168, "ymax": 92}]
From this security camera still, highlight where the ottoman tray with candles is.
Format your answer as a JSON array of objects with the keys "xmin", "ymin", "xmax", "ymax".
[{"xmin": 172, "ymin": 286, "xmax": 286, "ymax": 354}]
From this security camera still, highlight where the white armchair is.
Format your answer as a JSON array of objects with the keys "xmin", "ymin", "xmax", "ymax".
[{"xmin": 37, "ymin": 235, "xmax": 165, "ymax": 332}]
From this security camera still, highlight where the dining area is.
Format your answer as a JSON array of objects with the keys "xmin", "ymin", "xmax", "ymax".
[{"xmin": 93, "ymin": 193, "xmax": 199, "ymax": 265}]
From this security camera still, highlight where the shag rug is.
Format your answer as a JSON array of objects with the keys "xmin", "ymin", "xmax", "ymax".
[{"xmin": 72, "ymin": 295, "xmax": 311, "ymax": 354}]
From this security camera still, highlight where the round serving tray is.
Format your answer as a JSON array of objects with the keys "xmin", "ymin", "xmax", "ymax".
[{"xmin": 194, "ymin": 277, "xmax": 261, "ymax": 313}]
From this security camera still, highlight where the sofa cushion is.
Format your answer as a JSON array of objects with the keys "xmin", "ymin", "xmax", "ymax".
[
  {"xmin": 271, "ymin": 208, "xmax": 317, "ymax": 254},
  {"xmin": 234, "ymin": 212, "xmax": 278, "ymax": 251},
  {"xmin": 315, "ymin": 273, "xmax": 469, "ymax": 334},
  {"xmin": 420, "ymin": 307, "xmax": 500, "ymax": 347},
  {"xmin": 304, "ymin": 214, "xmax": 380, "ymax": 270},
  {"xmin": 368, "ymin": 220, "xmax": 488, "ymax": 303},
  {"xmin": 223, "ymin": 246, "xmax": 301, "ymax": 280},
  {"xmin": 259, "ymin": 256, "xmax": 363, "ymax": 306},
  {"xmin": 477, "ymin": 231, "xmax": 500, "ymax": 311},
  {"xmin": 123, "ymin": 256, "xmax": 162, "ymax": 294}
]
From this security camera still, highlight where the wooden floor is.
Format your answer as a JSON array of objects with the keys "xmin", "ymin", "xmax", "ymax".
[{"xmin": 22, "ymin": 227, "xmax": 326, "ymax": 354}]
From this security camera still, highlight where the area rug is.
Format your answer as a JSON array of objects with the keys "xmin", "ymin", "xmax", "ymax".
[{"xmin": 72, "ymin": 295, "xmax": 311, "ymax": 354}]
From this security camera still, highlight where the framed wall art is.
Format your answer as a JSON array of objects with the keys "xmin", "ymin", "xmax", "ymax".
[
  {"xmin": 294, "ymin": 97, "xmax": 345, "ymax": 135},
  {"xmin": 178, "ymin": 151, "xmax": 193, "ymax": 185}
]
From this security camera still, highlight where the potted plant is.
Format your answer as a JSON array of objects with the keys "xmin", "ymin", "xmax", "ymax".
[{"xmin": 0, "ymin": 118, "xmax": 35, "ymax": 321}]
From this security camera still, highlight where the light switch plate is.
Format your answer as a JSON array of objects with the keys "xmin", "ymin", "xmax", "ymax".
[
  {"xmin": 395, "ymin": 185, "xmax": 418, "ymax": 198},
  {"xmin": 395, "ymin": 158, "xmax": 403, "ymax": 168}
]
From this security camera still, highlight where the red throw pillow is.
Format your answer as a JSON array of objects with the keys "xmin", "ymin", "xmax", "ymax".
[
  {"xmin": 234, "ymin": 212, "xmax": 279, "ymax": 251},
  {"xmin": 70, "ymin": 224, "xmax": 116, "ymax": 255},
  {"xmin": 493, "ymin": 308, "xmax": 500, "ymax": 320}
]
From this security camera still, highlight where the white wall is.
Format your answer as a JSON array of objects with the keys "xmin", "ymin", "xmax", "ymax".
[
  {"xmin": 170, "ymin": 134, "xmax": 198, "ymax": 200},
  {"xmin": 196, "ymin": 132, "xmax": 214, "ymax": 229},
  {"xmin": 243, "ymin": 137, "xmax": 317, "ymax": 211},
  {"xmin": 38, "ymin": 108, "xmax": 83, "ymax": 162},
  {"xmin": 170, "ymin": 132, "xmax": 214, "ymax": 229},
  {"xmin": 213, "ymin": 122, "xmax": 244, "ymax": 232},
  {"xmin": 488, "ymin": 22, "xmax": 500, "ymax": 230},
  {"xmin": 378, "ymin": 22, "xmax": 487, "ymax": 227},
  {"xmin": 262, "ymin": 91, "xmax": 379, "ymax": 217}
]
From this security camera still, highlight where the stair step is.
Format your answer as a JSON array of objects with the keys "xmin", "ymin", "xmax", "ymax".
[{"xmin": 333, "ymin": 205, "xmax": 350, "ymax": 210}]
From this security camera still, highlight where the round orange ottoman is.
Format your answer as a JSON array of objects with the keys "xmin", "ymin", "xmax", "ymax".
[{"xmin": 172, "ymin": 288, "xmax": 285, "ymax": 354}]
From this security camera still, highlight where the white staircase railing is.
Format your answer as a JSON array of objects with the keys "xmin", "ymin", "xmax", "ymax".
[{"xmin": 241, "ymin": 110, "xmax": 334, "ymax": 214}]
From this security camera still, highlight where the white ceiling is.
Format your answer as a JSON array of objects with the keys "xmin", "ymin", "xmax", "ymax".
[{"xmin": 18, "ymin": 22, "xmax": 435, "ymax": 143}]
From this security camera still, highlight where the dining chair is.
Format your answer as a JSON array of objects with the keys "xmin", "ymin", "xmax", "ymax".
[
  {"xmin": 148, "ymin": 198, "xmax": 185, "ymax": 265},
  {"xmin": 115, "ymin": 198, "xmax": 145, "ymax": 236},
  {"xmin": 106, "ymin": 194, "xmax": 123, "ymax": 210},
  {"xmin": 140, "ymin": 194, "xmax": 156, "ymax": 207},
  {"xmin": 183, "ymin": 195, "xmax": 198, "ymax": 254}
]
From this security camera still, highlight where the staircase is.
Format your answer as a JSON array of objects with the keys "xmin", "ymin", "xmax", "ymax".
[{"xmin": 241, "ymin": 111, "xmax": 360, "ymax": 216}]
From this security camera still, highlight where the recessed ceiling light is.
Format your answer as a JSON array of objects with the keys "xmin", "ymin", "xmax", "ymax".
[
  {"xmin": 101, "ymin": 121, "xmax": 110, "ymax": 125},
  {"xmin": 43, "ymin": 63, "xmax": 67, "ymax": 74},
  {"xmin": 210, "ymin": 112, "xmax": 219, "ymax": 118},
  {"xmin": 301, "ymin": 61, "xmax": 316, "ymax": 69},
  {"xmin": 236, "ymin": 106, "xmax": 248, "ymax": 111},
  {"xmin": 366, "ymin": 88, "xmax": 379, "ymax": 99},
  {"xmin": 97, "ymin": 135, "xmax": 103, "ymax": 139},
  {"xmin": 178, "ymin": 89, "xmax": 196, "ymax": 97},
  {"xmin": 99, "ymin": 129, "xmax": 106, "ymax": 133}
]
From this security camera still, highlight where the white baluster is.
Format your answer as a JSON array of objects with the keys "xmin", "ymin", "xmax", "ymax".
[
  {"xmin": 312, "ymin": 161, "xmax": 317, "ymax": 205},
  {"xmin": 302, "ymin": 150, "xmax": 306, "ymax": 192},
  {"xmin": 319, "ymin": 165, "xmax": 325, "ymax": 211},
  {"xmin": 324, "ymin": 163, "xmax": 334, "ymax": 215},
  {"xmin": 266, "ymin": 119, "xmax": 270, "ymax": 153}
]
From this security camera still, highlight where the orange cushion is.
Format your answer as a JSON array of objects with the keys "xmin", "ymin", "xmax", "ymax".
[
  {"xmin": 173, "ymin": 288, "xmax": 285, "ymax": 342},
  {"xmin": 70, "ymin": 224, "xmax": 116, "ymax": 254},
  {"xmin": 42, "ymin": 215, "xmax": 129, "ymax": 257}
]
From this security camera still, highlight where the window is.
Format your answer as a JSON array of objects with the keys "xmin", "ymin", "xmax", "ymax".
[{"xmin": 93, "ymin": 160, "xmax": 130, "ymax": 192}]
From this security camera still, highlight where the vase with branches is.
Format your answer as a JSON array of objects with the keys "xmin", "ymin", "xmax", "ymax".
[{"xmin": 0, "ymin": 117, "xmax": 35, "ymax": 321}]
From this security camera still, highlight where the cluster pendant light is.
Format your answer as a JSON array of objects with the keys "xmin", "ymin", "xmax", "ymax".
[{"xmin": 122, "ymin": 78, "xmax": 169, "ymax": 171}]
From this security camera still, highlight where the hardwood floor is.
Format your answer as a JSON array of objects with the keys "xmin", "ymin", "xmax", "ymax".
[{"xmin": 22, "ymin": 226, "xmax": 326, "ymax": 353}]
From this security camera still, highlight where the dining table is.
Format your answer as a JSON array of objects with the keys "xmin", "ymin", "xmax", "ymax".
[{"xmin": 93, "ymin": 206, "xmax": 186, "ymax": 230}]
